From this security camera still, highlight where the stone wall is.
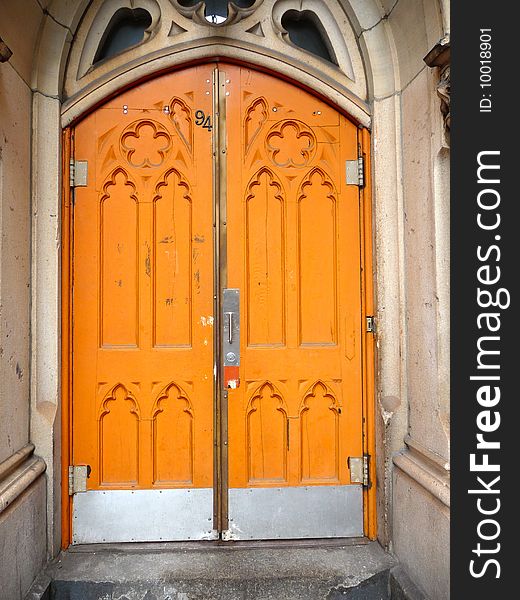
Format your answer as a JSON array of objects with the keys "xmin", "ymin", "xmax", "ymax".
[
  {"xmin": 0, "ymin": 477, "xmax": 47, "ymax": 599},
  {"xmin": 386, "ymin": 0, "xmax": 451, "ymax": 597},
  {"xmin": 0, "ymin": 0, "xmax": 35, "ymax": 472},
  {"xmin": 0, "ymin": 1, "xmax": 48, "ymax": 597}
]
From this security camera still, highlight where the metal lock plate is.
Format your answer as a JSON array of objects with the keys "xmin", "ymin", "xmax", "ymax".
[{"xmin": 223, "ymin": 289, "xmax": 240, "ymax": 366}]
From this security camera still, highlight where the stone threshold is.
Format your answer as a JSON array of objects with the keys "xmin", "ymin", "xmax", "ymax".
[{"xmin": 23, "ymin": 539, "xmax": 427, "ymax": 600}]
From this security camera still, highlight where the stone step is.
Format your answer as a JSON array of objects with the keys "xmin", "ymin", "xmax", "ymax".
[{"xmin": 30, "ymin": 540, "xmax": 398, "ymax": 600}]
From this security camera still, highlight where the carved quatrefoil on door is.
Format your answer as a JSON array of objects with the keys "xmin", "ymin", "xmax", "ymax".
[
  {"xmin": 121, "ymin": 120, "xmax": 172, "ymax": 168},
  {"xmin": 266, "ymin": 120, "xmax": 317, "ymax": 168}
]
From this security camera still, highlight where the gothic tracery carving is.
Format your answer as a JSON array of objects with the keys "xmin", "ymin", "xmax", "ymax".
[
  {"xmin": 121, "ymin": 120, "xmax": 172, "ymax": 168},
  {"xmin": 65, "ymin": 0, "xmax": 367, "ymax": 107},
  {"xmin": 168, "ymin": 97, "xmax": 193, "ymax": 153},
  {"xmin": 266, "ymin": 120, "xmax": 317, "ymax": 168},
  {"xmin": 244, "ymin": 97, "xmax": 269, "ymax": 154},
  {"xmin": 173, "ymin": 0, "xmax": 261, "ymax": 26}
]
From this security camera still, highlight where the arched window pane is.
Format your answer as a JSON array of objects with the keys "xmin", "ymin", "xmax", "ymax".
[
  {"xmin": 281, "ymin": 11, "xmax": 337, "ymax": 65},
  {"xmin": 94, "ymin": 8, "xmax": 152, "ymax": 63}
]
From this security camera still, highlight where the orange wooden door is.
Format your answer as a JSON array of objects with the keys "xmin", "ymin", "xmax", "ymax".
[
  {"xmin": 71, "ymin": 66, "xmax": 216, "ymax": 543},
  {"xmin": 69, "ymin": 63, "xmax": 368, "ymax": 543},
  {"xmin": 224, "ymin": 66, "xmax": 364, "ymax": 538}
]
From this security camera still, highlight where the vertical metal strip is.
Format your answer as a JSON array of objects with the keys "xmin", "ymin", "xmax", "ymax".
[
  {"xmin": 217, "ymin": 68, "xmax": 229, "ymax": 533},
  {"xmin": 359, "ymin": 125, "xmax": 377, "ymax": 539},
  {"xmin": 356, "ymin": 125, "xmax": 369, "ymax": 536},
  {"xmin": 212, "ymin": 67, "xmax": 221, "ymax": 533},
  {"xmin": 61, "ymin": 127, "xmax": 73, "ymax": 548},
  {"xmin": 212, "ymin": 66, "xmax": 229, "ymax": 534}
]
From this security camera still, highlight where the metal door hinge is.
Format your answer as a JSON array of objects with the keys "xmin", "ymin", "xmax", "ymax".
[
  {"xmin": 69, "ymin": 159, "xmax": 88, "ymax": 188},
  {"xmin": 345, "ymin": 157, "xmax": 364, "ymax": 187},
  {"xmin": 366, "ymin": 316, "xmax": 375, "ymax": 333},
  {"xmin": 348, "ymin": 455, "xmax": 371, "ymax": 487},
  {"xmin": 68, "ymin": 465, "xmax": 90, "ymax": 495}
]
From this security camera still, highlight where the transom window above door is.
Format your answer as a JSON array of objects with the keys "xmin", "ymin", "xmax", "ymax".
[
  {"xmin": 94, "ymin": 8, "xmax": 153, "ymax": 63},
  {"xmin": 65, "ymin": 0, "xmax": 364, "ymax": 112}
]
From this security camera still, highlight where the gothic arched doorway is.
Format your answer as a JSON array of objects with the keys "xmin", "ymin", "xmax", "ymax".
[{"xmin": 64, "ymin": 63, "xmax": 374, "ymax": 545}]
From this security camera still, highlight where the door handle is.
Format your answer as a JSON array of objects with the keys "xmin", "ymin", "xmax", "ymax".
[
  {"xmin": 222, "ymin": 289, "xmax": 240, "ymax": 373},
  {"xmin": 225, "ymin": 312, "xmax": 233, "ymax": 344}
]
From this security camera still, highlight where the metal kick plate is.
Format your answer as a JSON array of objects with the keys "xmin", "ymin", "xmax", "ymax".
[
  {"xmin": 228, "ymin": 485, "xmax": 363, "ymax": 540},
  {"xmin": 72, "ymin": 489, "xmax": 215, "ymax": 544},
  {"xmin": 223, "ymin": 288, "xmax": 240, "ymax": 366}
]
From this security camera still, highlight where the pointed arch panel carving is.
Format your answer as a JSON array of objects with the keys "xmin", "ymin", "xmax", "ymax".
[
  {"xmin": 98, "ymin": 384, "xmax": 140, "ymax": 485},
  {"xmin": 245, "ymin": 168, "xmax": 286, "ymax": 346},
  {"xmin": 153, "ymin": 168, "xmax": 193, "ymax": 347},
  {"xmin": 297, "ymin": 167, "xmax": 338, "ymax": 344},
  {"xmin": 100, "ymin": 168, "xmax": 139, "ymax": 347},
  {"xmin": 246, "ymin": 381, "xmax": 288, "ymax": 483},
  {"xmin": 300, "ymin": 381, "xmax": 340, "ymax": 482},
  {"xmin": 244, "ymin": 97, "xmax": 268, "ymax": 154},
  {"xmin": 168, "ymin": 97, "xmax": 193, "ymax": 154},
  {"xmin": 152, "ymin": 382, "xmax": 194, "ymax": 484}
]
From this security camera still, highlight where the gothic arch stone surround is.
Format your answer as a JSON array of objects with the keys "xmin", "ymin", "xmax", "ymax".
[
  {"xmin": 31, "ymin": 0, "xmax": 400, "ymax": 555},
  {"xmin": 30, "ymin": 7, "xmax": 449, "ymax": 596},
  {"xmin": 61, "ymin": 0, "xmax": 368, "ymax": 125}
]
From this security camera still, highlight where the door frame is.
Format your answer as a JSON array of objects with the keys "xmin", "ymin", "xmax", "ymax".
[{"xmin": 60, "ymin": 60, "xmax": 376, "ymax": 548}]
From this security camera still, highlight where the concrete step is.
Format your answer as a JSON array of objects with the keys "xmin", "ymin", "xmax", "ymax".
[{"xmin": 33, "ymin": 540, "xmax": 397, "ymax": 600}]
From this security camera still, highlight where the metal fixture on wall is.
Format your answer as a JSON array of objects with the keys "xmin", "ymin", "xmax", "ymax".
[
  {"xmin": 424, "ymin": 38, "xmax": 451, "ymax": 141},
  {"xmin": 0, "ymin": 36, "xmax": 13, "ymax": 62}
]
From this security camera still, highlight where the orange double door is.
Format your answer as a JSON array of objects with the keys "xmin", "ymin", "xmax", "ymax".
[{"xmin": 68, "ymin": 64, "xmax": 373, "ymax": 544}]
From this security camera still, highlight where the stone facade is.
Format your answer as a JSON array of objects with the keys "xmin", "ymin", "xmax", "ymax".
[{"xmin": 0, "ymin": 1, "xmax": 450, "ymax": 598}]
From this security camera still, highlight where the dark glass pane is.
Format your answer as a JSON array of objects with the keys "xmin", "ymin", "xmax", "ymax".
[
  {"xmin": 177, "ymin": 0, "xmax": 202, "ymax": 6},
  {"xmin": 281, "ymin": 11, "xmax": 336, "ymax": 65},
  {"xmin": 204, "ymin": 0, "xmax": 228, "ymax": 19},
  {"xmin": 94, "ymin": 8, "xmax": 152, "ymax": 63},
  {"xmin": 178, "ymin": 0, "xmax": 255, "ymax": 22}
]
